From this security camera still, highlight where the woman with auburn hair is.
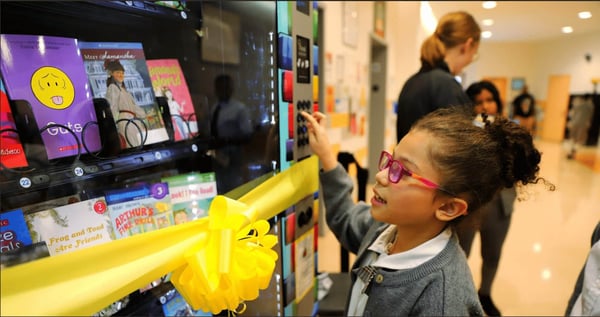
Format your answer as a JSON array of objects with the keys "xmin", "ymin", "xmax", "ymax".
[{"xmin": 396, "ymin": 11, "xmax": 481, "ymax": 142}]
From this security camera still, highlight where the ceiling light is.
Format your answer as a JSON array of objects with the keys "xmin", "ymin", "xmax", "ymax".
[
  {"xmin": 482, "ymin": 19, "xmax": 494, "ymax": 26},
  {"xmin": 482, "ymin": 31, "xmax": 492, "ymax": 38},
  {"xmin": 482, "ymin": 1, "xmax": 497, "ymax": 9},
  {"xmin": 562, "ymin": 26, "xmax": 573, "ymax": 34},
  {"xmin": 579, "ymin": 11, "xmax": 592, "ymax": 19},
  {"xmin": 541, "ymin": 268, "xmax": 552, "ymax": 281}
]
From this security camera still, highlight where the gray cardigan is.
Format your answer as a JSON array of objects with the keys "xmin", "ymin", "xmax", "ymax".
[{"xmin": 321, "ymin": 164, "xmax": 484, "ymax": 316}]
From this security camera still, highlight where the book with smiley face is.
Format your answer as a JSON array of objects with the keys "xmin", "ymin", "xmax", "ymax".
[{"xmin": 0, "ymin": 34, "xmax": 102, "ymax": 159}]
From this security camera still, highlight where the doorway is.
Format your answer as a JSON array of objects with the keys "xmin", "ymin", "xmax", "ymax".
[
  {"xmin": 541, "ymin": 75, "xmax": 571, "ymax": 142},
  {"xmin": 367, "ymin": 34, "xmax": 388, "ymax": 183}
]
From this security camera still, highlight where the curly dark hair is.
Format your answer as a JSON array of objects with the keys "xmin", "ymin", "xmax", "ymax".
[{"xmin": 411, "ymin": 106, "xmax": 553, "ymax": 216}]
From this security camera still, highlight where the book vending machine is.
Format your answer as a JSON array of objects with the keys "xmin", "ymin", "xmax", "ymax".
[
  {"xmin": 0, "ymin": 1, "xmax": 318, "ymax": 316},
  {"xmin": 0, "ymin": 1, "xmax": 321, "ymax": 316}
]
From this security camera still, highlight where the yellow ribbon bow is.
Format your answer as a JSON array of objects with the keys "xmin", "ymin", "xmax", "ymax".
[{"xmin": 171, "ymin": 196, "xmax": 279, "ymax": 314}]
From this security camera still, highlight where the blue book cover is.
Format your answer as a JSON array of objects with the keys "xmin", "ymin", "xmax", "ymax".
[
  {"xmin": 161, "ymin": 289, "xmax": 211, "ymax": 316},
  {"xmin": 104, "ymin": 182, "xmax": 173, "ymax": 239},
  {"xmin": 0, "ymin": 209, "xmax": 33, "ymax": 253}
]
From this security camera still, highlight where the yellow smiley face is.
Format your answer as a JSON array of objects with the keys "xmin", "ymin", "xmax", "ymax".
[{"xmin": 30, "ymin": 66, "xmax": 75, "ymax": 110}]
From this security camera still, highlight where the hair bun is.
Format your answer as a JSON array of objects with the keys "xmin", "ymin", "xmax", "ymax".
[{"xmin": 486, "ymin": 118, "xmax": 540, "ymax": 188}]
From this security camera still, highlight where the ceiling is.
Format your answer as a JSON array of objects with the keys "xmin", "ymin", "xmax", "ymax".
[{"xmin": 428, "ymin": 1, "xmax": 600, "ymax": 43}]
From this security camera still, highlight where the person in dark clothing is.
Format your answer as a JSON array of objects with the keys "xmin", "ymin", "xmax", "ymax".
[
  {"xmin": 396, "ymin": 11, "xmax": 481, "ymax": 142},
  {"xmin": 511, "ymin": 85, "xmax": 536, "ymax": 134},
  {"xmin": 210, "ymin": 74, "xmax": 253, "ymax": 194}
]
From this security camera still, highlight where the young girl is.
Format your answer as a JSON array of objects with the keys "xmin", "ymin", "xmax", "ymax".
[
  {"xmin": 457, "ymin": 80, "xmax": 515, "ymax": 316},
  {"xmin": 301, "ymin": 107, "xmax": 550, "ymax": 316},
  {"xmin": 467, "ymin": 80, "xmax": 503, "ymax": 117}
]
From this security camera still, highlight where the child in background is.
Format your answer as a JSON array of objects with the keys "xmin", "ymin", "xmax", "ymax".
[
  {"xmin": 457, "ymin": 80, "xmax": 517, "ymax": 316},
  {"xmin": 566, "ymin": 94, "xmax": 594, "ymax": 159},
  {"xmin": 301, "ymin": 107, "xmax": 552, "ymax": 316}
]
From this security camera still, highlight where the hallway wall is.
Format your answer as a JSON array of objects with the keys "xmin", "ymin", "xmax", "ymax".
[
  {"xmin": 466, "ymin": 32, "xmax": 600, "ymax": 102},
  {"xmin": 317, "ymin": 1, "xmax": 600, "ymax": 169},
  {"xmin": 318, "ymin": 1, "xmax": 374, "ymax": 165}
]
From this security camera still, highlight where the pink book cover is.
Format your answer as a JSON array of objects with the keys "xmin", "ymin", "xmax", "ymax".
[
  {"xmin": 146, "ymin": 59, "xmax": 196, "ymax": 140},
  {"xmin": 0, "ymin": 34, "xmax": 102, "ymax": 159}
]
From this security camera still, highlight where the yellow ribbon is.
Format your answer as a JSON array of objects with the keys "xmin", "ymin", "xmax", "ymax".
[
  {"xmin": 0, "ymin": 155, "xmax": 319, "ymax": 316},
  {"xmin": 170, "ymin": 196, "xmax": 279, "ymax": 314}
]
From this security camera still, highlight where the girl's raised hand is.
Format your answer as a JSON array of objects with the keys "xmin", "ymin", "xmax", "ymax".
[{"xmin": 300, "ymin": 111, "xmax": 337, "ymax": 171}]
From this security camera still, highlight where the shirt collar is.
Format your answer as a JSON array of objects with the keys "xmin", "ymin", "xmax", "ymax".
[
  {"xmin": 368, "ymin": 225, "xmax": 452, "ymax": 270},
  {"xmin": 419, "ymin": 60, "xmax": 451, "ymax": 73}
]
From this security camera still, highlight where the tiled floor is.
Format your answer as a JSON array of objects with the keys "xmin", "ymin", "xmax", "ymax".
[{"xmin": 317, "ymin": 139, "xmax": 600, "ymax": 316}]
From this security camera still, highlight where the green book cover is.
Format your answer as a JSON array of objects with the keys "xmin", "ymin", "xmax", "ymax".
[{"xmin": 162, "ymin": 172, "xmax": 217, "ymax": 224}]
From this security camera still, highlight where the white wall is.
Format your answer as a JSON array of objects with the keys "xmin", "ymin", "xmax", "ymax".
[
  {"xmin": 385, "ymin": 2, "xmax": 421, "ymax": 100},
  {"xmin": 466, "ymin": 31, "xmax": 600, "ymax": 101},
  {"xmin": 319, "ymin": 1, "xmax": 373, "ymax": 163},
  {"xmin": 464, "ymin": 42, "xmax": 537, "ymax": 97},
  {"xmin": 532, "ymin": 32, "xmax": 600, "ymax": 97},
  {"xmin": 384, "ymin": 3, "xmax": 421, "ymax": 152}
]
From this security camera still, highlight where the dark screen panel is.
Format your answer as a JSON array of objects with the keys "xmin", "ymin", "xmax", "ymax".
[{"xmin": 0, "ymin": 1, "xmax": 279, "ymax": 198}]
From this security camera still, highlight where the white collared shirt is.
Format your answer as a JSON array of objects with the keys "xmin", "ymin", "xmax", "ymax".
[{"xmin": 347, "ymin": 226, "xmax": 452, "ymax": 316}]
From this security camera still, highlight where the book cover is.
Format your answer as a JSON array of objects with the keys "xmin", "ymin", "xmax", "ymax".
[
  {"xmin": 162, "ymin": 172, "xmax": 217, "ymax": 224},
  {"xmin": 0, "ymin": 34, "xmax": 102, "ymax": 159},
  {"xmin": 154, "ymin": 1, "xmax": 188, "ymax": 11},
  {"xmin": 0, "ymin": 209, "xmax": 33, "ymax": 253},
  {"xmin": 0, "ymin": 77, "xmax": 28, "ymax": 169},
  {"xmin": 161, "ymin": 289, "xmax": 211, "ymax": 317},
  {"xmin": 24, "ymin": 197, "xmax": 114, "ymax": 256},
  {"xmin": 104, "ymin": 182, "xmax": 173, "ymax": 239},
  {"xmin": 146, "ymin": 59, "xmax": 196, "ymax": 140},
  {"xmin": 78, "ymin": 41, "xmax": 169, "ymax": 148}
]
